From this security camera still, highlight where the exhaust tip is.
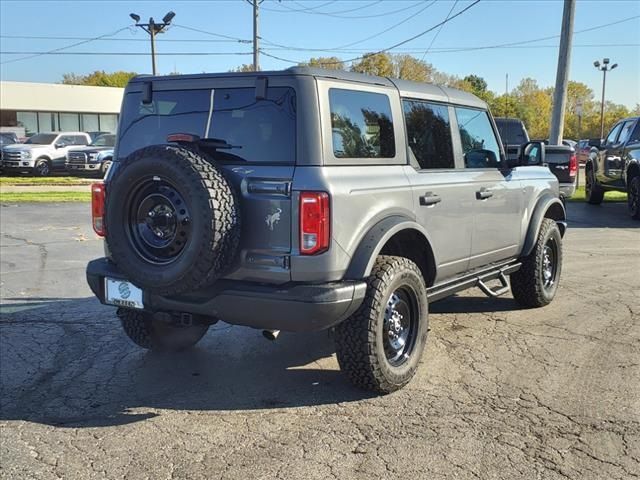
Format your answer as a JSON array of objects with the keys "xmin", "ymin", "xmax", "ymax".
[{"xmin": 262, "ymin": 329, "xmax": 280, "ymax": 341}]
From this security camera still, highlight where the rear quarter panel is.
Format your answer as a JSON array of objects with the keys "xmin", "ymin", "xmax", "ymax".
[{"xmin": 516, "ymin": 166, "xmax": 560, "ymax": 251}]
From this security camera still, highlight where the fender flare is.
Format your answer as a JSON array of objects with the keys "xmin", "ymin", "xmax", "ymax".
[
  {"xmin": 624, "ymin": 158, "xmax": 640, "ymax": 186},
  {"xmin": 344, "ymin": 215, "xmax": 436, "ymax": 280},
  {"xmin": 522, "ymin": 194, "xmax": 566, "ymax": 257}
]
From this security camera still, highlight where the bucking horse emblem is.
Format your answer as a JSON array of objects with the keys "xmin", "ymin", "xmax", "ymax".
[{"xmin": 265, "ymin": 208, "xmax": 282, "ymax": 231}]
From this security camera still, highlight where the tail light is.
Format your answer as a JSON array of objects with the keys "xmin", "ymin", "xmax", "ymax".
[
  {"xmin": 299, "ymin": 192, "xmax": 330, "ymax": 255},
  {"xmin": 569, "ymin": 153, "xmax": 578, "ymax": 177},
  {"xmin": 91, "ymin": 183, "xmax": 106, "ymax": 237}
]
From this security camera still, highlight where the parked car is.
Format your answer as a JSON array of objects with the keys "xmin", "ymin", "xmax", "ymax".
[
  {"xmin": 0, "ymin": 132, "xmax": 19, "ymax": 146},
  {"xmin": 66, "ymin": 134, "xmax": 115, "ymax": 177},
  {"xmin": 576, "ymin": 139, "xmax": 591, "ymax": 165},
  {"xmin": 495, "ymin": 118, "xmax": 577, "ymax": 199},
  {"xmin": 585, "ymin": 116, "xmax": 640, "ymax": 219},
  {"xmin": 86, "ymin": 68, "xmax": 566, "ymax": 393},
  {"xmin": 1, "ymin": 132, "xmax": 90, "ymax": 176}
]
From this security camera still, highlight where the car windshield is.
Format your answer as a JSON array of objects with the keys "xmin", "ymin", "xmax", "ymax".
[
  {"xmin": 0, "ymin": 134, "xmax": 17, "ymax": 144},
  {"xmin": 25, "ymin": 133, "xmax": 57, "ymax": 145},
  {"xmin": 91, "ymin": 134, "xmax": 116, "ymax": 147}
]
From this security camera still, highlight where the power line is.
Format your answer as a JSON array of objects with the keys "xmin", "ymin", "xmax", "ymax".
[
  {"xmin": 0, "ymin": 51, "xmax": 253, "ymax": 56},
  {"xmin": 262, "ymin": 0, "xmax": 436, "ymax": 51},
  {"xmin": 0, "ymin": 27, "xmax": 130, "ymax": 65},
  {"xmin": 262, "ymin": 0, "xmax": 481, "ymax": 66},
  {"xmin": 0, "ymin": 34, "xmax": 240, "ymax": 43},
  {"xmin": 262, "ymin": 13, "xmax": 640, "ymax": 55},
  {"xmin": 262, "ymin": 0, "xmax": 430, "ymax": 19},
  {"xmin": 171, "ymin": 23, "xmax": 251, "ymax": 43},
  {"xmin": 421, "ymin": 0, "xmax": 458, "ymax": 61}
]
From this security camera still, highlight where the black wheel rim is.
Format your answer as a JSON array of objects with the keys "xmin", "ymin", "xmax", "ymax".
[
  {"xmin": 126, "ymin": 176, "xmax": 191, "ymax": 264},
  {"xmin": 383, "ymin": 286, "xmax": 419, "ymax": 367},
  {"xmin": 541, "ymin": 237, "xmax": 558, "ymax": 290},
  {"xmin": 629, "ymin": 179, "xmax": 639, "ymax": 215}
]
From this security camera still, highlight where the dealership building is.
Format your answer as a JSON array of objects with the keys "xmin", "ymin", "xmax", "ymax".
[{"xmin": 0, "ymin": 81, "xmax": 124, "ymax": 137}]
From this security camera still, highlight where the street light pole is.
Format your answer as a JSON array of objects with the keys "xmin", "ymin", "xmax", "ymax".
[
  {"xmin": 253, "ymin": 0, "xmax": 260, "ymax": 71},
  {"xmin": 594, "ymin": 58, "xmax": 618, "ymax": 139},
  {"xmin": 130, "ymin": 11, "xmax": 176, "ymax": 75}
]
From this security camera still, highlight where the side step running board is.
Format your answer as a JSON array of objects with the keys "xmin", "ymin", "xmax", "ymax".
[
  {"xmin": 477, "ymin": 271, "xmax": 510, "ymax": 298},
  {"xmin": 428, "ymin": 261, "xmax": 521, "ymax": 302}
]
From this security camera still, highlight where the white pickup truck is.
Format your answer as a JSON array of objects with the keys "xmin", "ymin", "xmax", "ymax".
[{"xmin": 1, "ymin": 132, "xmax": 90, "ymax": 176}]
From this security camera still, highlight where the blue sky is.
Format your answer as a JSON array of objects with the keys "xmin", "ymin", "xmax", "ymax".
[{"xmin": 1, "ymin": 0, "xmax": 639, "ymax": 107}]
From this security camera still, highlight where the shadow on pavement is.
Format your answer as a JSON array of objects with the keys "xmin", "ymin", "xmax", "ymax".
[
  {"xmin": 0, "ymin": 297, "xmax": 374, "ymax": 428},
  {"xmin": 566, "ymin": 201, "xmax": 638, "ymax": 229}
]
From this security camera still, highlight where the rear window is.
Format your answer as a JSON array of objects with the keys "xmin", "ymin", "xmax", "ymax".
[
  {"xmin": 117, "ymin": 87, "xmax": 296, "ymax": 164},
  {"xmin": 329, "ymin": 88, "xmax": 395, "ymax": 158}
]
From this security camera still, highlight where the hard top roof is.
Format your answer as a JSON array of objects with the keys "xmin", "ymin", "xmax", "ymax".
[{"xmin": 130, "ymin": 66, "xmax": 486, "ymax": 109}]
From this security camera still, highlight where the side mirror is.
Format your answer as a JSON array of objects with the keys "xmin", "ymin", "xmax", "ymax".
[
  {"xmin": 588, "ymin": 138, "xmax": 603, "ymax": 148},
  {"xmin": 519, "ymin": 141, "xmax": 546, "ymax": 166}
]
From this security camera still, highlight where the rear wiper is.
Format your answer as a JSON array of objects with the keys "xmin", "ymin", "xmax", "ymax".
[{"xmin": 166, "ymin": 133, "xmax": 241, "ymax": 150}]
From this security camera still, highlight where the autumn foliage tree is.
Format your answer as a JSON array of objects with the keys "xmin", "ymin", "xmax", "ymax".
[{"xmin": 61, "ymin": 70, "xmax": 138, "ymax": 88}]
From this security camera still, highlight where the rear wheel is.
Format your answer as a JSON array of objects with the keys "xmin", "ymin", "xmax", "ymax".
[
  {"xmin": 510, "ymin": 218, "xmax": 562, "ymax": 308},
  {"xmin": 118, "ymin": 308, "xmax": 209, "ymax": 352},
  {"xmin": 585, "ymin": 165, "xmax": 604, "ymax": 205},
  {"xmin": 628, "ymin": 176, "xmax": 640, "ymax": 220},
  {"xmin": 335, "ymin": 256, "xmax": 429, "ymax": 394},
  {"xmin": 33, "ymin": 158, "xmax": 51, "ymax": 177}
]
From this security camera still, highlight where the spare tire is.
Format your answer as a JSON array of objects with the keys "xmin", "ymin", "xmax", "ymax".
[{"xmin": 105, "ymin": 145, "xmax": 240, "ymax": 296}]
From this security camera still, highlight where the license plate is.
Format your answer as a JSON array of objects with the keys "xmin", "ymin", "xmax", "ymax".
[{"xmin": 105, "ymin": 278, "xmax": 144, "ymax": 309}]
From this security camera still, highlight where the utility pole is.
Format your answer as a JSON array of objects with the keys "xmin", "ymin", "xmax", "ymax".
[
  {"xmin": 549, "ymin": 0, "xmax": 575, "ymax": 145},
  {"xmin": 253, "ymin": 0, "xmax": 260, "ymax": 71},
  {"xmin": 130, "ymin": 11, "xmax": 176, "ymax": 75},
  {"xmin": 594, "ymin": 58, "xmax": 618, "ymax": 139}
]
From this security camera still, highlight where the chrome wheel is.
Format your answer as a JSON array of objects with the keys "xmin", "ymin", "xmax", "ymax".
[{"xmin": 383, "ymin": 287, "xmax": 418, "ymax": 366}]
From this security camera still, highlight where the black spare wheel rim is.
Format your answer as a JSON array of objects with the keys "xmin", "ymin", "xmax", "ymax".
[
  {"xmin": 383, "ymin": 286, "xmax": 419, "ymax": 367},
  {"xmin": 541, "ymin": 237, "xmax": 558, "ymax": 291},
  {"xmin": 127, "ymin": 176, "xmax": 191, "ymax": 264}
]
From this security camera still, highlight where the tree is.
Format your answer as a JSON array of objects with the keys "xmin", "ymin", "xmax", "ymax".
[
  {"xmin": 392, "ymin": 55, "xmax": 433, "ymax": 82},
  {"xmin": 299, "ymin": 56, "xmax": 345, "ymax": 70},
  {"xmin": 463, "ymin": 75, "xmax": 488, "ymax": 94},
  {"xmin": 61, "ymin": 70, "xmax": 137, "ymax": 87},
  {"xmin": 351, "ymin": 53, "xmax": 394, "ymax": 77},
  {"xmin": 230, "ymin": 64, "xmax": 256, "ymax": 72}
]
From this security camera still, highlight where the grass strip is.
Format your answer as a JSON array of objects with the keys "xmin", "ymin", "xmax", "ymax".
[
  {"xmin": 0, "ymin": 176, "xmax": 93, "ymax": 186},
  {"xmin": 567, "ymin": 186, "xmax": 627, "ymax": 203},
  {"xmin": 0, "ymin": 191, "xmax": 91, "ymax": 202}
]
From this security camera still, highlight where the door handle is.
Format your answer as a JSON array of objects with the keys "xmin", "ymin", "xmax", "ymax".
[
  {"xmin": 419, "ymin": 192, "xmax": 441, "ymax": 206},
  {"xmin": 476, "ymin": 188, "xmax": 493, "ymax": 200}
]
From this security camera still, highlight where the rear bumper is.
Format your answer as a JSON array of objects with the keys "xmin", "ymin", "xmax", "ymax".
[
  {"xmin": 86, "ymin": 258, "xmax": 366, "ymax": 332},
  {"xmin": 559, "ymin": 182, "xmax": 577, "ymax": 198}
]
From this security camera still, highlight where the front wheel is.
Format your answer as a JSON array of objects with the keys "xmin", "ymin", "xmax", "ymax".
[
  {"xmin": 117, "ymin": 308, "xmax": 209, "ymax": 352},
  {"xmin": 33, "ymin": 159, "xmax": 51, "ymax": 177},
  {"xmin": 628, "ymin": 176, "xmax": 640, "ymax": 220},
  {"xmin": 510, "ymin": 218, "xmax": 563, "ymax": 308},
  {"xmin": 335, "ymin": 256, "xmax": 429, "ymax": 394}
]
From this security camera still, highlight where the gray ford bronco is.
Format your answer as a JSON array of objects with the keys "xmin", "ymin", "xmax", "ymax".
[{"xmin": 86, "ymin": 68, "xmax": 566, "ymax": 393}]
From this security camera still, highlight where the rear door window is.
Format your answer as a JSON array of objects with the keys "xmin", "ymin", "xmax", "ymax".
[
  {"xmin": 402, "ymin": 99, "xmax": 454, "ymax": 169},
  {"xmin": 329, "ymin": 88, "xmax": 395, "ymax": 158},
  {"xmin": 455, "ymin": 107, "xmax": 502, "ymax": 169},
  {"xmin": 118, "ymin": 87, "xmax": 296, "ymax": 164}
]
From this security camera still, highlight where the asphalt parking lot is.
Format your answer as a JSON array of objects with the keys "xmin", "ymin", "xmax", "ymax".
[{"xmin": 1, "ymin": 201, "xmax": 639, "ymax": 480}]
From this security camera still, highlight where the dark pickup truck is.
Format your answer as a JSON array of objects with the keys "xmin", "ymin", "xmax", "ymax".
[
  {"xmin": 495, "ymin": 118, "xmax": 577, "ymax": 199},
  {"xmin": 585, "ymin": 116, "xmax": 640, "ymax": 219}
]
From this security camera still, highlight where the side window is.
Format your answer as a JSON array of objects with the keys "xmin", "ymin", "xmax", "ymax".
[
  {"xmin": 59, "ymin": 135, "xmax": 75, "ymax": 145},
  {"xmin": 629, "ymin": 121, "xmax": 640, "ymax": 144},
  {"xmin": 455, "ymin": 107, "xmax": 501, "ymax": 169},
  {"xmin": 402, "ymin": 100, "xmax": 454, "ymax": 169},
  {"xmin": 605, "ymin": 123, "xmax": 623, "ymax": 145},
  {"xmin": 617, "ymin": 120, "xmax": 635, "ymax": 145},
  {"xmin": 329, "ymin": 88, "xmax": 395, "ymax": 158}
]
